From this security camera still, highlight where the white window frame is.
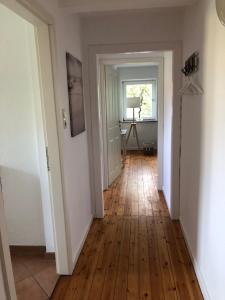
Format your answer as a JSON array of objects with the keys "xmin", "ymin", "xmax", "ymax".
[{"xmin": 122, "ymin": 79, "xmax": 158, "ymax": 121}]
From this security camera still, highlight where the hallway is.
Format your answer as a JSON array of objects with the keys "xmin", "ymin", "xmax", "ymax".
[{"xmin": 52, "ymin": 152, "xmax": 203, "ymax": 299}]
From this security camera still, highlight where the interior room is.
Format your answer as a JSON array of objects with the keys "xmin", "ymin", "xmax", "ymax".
[
  {"xmin": 1, "ymin": 1, "xmax": 225, "ymax": 300},
  {"xmin": 0, "ymin": 4, "xmax": 58, "ymax": 299}
]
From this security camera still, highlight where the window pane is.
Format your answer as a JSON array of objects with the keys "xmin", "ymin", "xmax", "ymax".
[{"xmin": 125, "ymin": 83, "xmax": 155, "ymax": 120}]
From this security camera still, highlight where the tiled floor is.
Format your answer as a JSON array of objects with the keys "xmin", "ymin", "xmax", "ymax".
[{"xmin": 10, "ymin": 247, "xmax": 59, "ymax": 300}]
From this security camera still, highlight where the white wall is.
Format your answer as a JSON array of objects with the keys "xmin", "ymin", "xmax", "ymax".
[
  {"xmin": 118, "ymin": 65, "xmax": 158, "ymax": 82},
  {"xmin": 163, "ymin": 52, "xmax": 173, "ymax": 212},
  {"xmin": 0, "ymin": 5, "xmax": 46, "ymax": 246},
  {"xmin": 82, "ymin": 8, "xmax": 184, "ymax": 45},
  {"xmin": 181, "ymin": 0, "xmax": 225, "ymax": 299},
  {"xmin": 33, "ymin": 0, "xmax": 93, "ymax": 266},
  {"xmin": 82, "ymin": 7, "xmax": 182, "ymax": 219},
  {"xmin": 118, "ymin": 66, "xmax": 158, "ymax": 150},
  {"xmin": 0, "ymin": 0, "xmax": 93, "ymax": 270}
]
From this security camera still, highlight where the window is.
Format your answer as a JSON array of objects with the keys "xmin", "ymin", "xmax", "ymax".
[{"xmin": 123, "ymin": 80, "xmax": 157, "ymax": 121}]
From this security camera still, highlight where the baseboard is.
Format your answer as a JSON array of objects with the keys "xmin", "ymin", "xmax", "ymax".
[
  {"xmin": 179, "ymin": 219, "xmax": 211, "ymax": 300},
  {"xmin": 72, "ymin": 215, "xmax": 94, "ymax": 270}
]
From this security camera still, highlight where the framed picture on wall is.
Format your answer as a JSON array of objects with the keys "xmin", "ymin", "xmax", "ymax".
[{"xmin": 66, "ymin": 52, "xmax": 85, "ymax": 137}]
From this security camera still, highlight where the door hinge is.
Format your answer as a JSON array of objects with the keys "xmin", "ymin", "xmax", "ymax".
[
  {"xmin": 0, "ymin": 176, "xmax": 2, "ymax": 193},
  {"xmin": 45, "ymin": 147, "xmax": 50, "ymax": 171}
]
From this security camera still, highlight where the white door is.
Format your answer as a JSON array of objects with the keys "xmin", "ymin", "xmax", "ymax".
[
  {"xmin": 0, "ymin": 6, "xmax": 54, "ymax": 253},
  {"xmin": 105, "ymin": 66, "xmax": 122, "ymax": 185}
]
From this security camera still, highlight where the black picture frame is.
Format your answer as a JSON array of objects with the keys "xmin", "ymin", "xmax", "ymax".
[{"xmin": 66, "ymin": 52, "xmax": 85, "ymax": 137}]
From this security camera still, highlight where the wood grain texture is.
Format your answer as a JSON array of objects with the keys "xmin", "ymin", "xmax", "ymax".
[{"xmin": 51, "ymin": 152, "xmax": 203, "ymax": 300}]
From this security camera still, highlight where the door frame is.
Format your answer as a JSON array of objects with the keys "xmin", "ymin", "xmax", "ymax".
[
  {"xmin": 0, "ymin": 191, "xmax": 17, "ymax": 300},
  {"xmin": 0, "ymin": 2, "xmax": 71, "ymax": 296},
  {"xmin": 83, "ymin": 42, "xmax": 182, "ymax": 220},
  {"xmin": 97, "ymin": 56, "xmax": 164, "ymax": 192}
]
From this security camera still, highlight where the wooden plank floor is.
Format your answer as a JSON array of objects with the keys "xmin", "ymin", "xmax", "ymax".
[{"xmin": 51, "ymin": 152, "xmax": 203, "ymax": 300}]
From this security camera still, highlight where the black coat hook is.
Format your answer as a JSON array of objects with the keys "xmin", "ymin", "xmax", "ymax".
[{"xmin": 182, "ymin": 52, "xmax": 199, "ymax": 77}]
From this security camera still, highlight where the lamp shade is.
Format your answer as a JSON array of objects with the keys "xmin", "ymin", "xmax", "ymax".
[{"xmin": 126, "ymin": 97, "xmax": 141, "ymax": 108}]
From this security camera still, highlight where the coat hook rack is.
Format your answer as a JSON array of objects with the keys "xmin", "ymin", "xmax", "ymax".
[
  {"xmin": 179, "ymin": 51, "xmax": 203, "ymax": 96},
  {"xmin": 181, "ymin": 52, "xmax": 199, "ymax": 77}
]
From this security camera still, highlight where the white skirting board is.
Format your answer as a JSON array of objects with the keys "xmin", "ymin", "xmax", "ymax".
[
  {"xmin": 72, "ymin": 216, "xmax": 94, "ymax": 272},
  {"xmin": 179, "ymin": 219, "xmax": 211, "ymax": 300}
]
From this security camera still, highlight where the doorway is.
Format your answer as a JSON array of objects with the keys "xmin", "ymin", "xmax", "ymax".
[
  {"xmin": 85, "ymin": 43, "xmax": 181, "ymax": 220},
  {"xmin": 0, "ymin": 1, "xmax": 69, "ymax": 299},
  {"xmin": 97, "ymin": 52, "xmax": 174, "ymax": 216},
  {"xmin": 0, "ymin": 4, "xmax": 58, "ymax": 298}
]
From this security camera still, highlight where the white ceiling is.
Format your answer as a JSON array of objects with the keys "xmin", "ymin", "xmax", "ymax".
[{"xmin": 59, "ymin": 0, "xmax": 197, "ymax": 14}]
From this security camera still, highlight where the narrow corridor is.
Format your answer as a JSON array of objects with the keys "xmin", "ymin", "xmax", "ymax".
[{"xmin": 52, "ymin": 152, "xmax": 203, "ymax": 300}]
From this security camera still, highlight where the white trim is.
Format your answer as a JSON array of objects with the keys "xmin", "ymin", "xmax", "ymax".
[
  {"xmin": 35, "ymin": 23, "xmax": 70, "ymax": 274},
  {"xmin": 97, "ymin": 60, "xmax": 109, "ymax": 190},
  {"xmin": 157, "ymin": 57, "xmax": 164, "ymax": 190},
  {"xmin": 179, "ymin": 220, "xmax": 211, "ymax": 300},
  {"xmin": 84, "ymin": 42, "xmax": 182, "ymax": 220}
]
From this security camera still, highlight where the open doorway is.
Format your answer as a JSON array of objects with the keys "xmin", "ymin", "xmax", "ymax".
[
  {"xmin": 0, "ymin": 4, "xmax": 58, "ymax": 298},
  {"xmin": 97, "ymin": 52, "xmax": 173, "ymax": 217},
  {"xmin": 0, "ymin": 2, "xmax": 69, "ymax": 299}
]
